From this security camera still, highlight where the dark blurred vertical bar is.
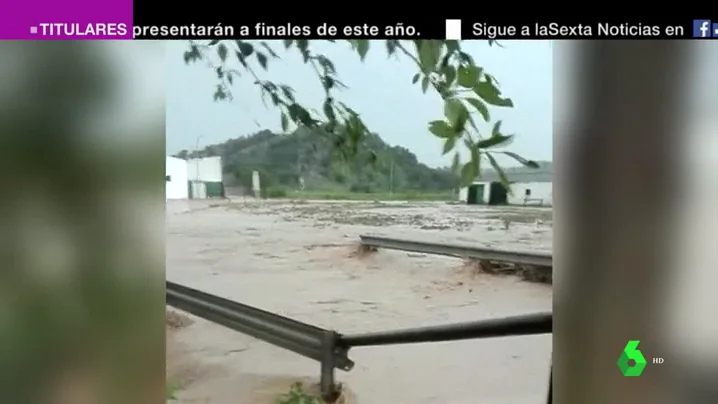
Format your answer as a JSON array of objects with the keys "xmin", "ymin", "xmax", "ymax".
[
  {"xmin": 554, "ymin": 41, "xmax": 687, "ymax": 403},
  {"xmin": 0, "ymin": 42, "xmax": 166, "ymax": 404}
]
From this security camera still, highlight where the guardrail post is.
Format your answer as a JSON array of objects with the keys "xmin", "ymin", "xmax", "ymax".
[{"xmin": 320, "ymin": 330, "xmax": 339, "ymax": 402}]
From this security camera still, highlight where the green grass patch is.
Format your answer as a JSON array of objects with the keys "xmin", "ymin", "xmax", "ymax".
[
  {"xmin": 277, "ymin": 382, "xmax": 323, "ymax": 404},
  {"xmin": 166, "ymin": 383, "xmax": 179, "ymax": 401}
]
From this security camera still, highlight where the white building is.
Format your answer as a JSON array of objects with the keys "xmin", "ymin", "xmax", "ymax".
[
  {"xmin": 166, "ymin": 155, "xmax": 225, "ymax": 200},
  {"xmin": 166, "ymin": 156, "xmax": 189, "ymax": 200},
  {"xmin": 459, "ymin": 165, "xmax": 553, "ymax": 206},
  {"xmin": 186, "ymin": 156, "xmax": 224, "ymax": 199}
]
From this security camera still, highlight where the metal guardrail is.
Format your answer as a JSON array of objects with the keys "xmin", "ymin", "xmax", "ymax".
[
  {"xmin": 166, "ymin": 281, "xmax": 353, "ymax": 399},
  {"xmin": 360, "ymin": 235, "xmax": 553, "ymax": 268},
  {"xmin": 341, "ymin": 312, "xmax": 551, "ymax": 347},
  {"xmin": 167, "ymin": 281, "xmax": 552, "ymax": 401}
]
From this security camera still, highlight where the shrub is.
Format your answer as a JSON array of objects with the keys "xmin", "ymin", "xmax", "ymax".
[
  {"xmin": 276, "ymin": 382, "xmax": 322, "ymax": 404},
  {"xmin": 349, "ymin": 184, "xmax": 372, "ymax": 193},
  {"xmin": 264, "ymin": 187, "xmax": 288, "ymax": 198}
]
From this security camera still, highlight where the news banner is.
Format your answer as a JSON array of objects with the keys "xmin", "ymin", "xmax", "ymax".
[{"xmin": 5, "ymin": 5, "xmax": 718, "ymax": 40}]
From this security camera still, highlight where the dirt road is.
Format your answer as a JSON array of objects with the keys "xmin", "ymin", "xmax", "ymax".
[{"xmin": 166, "ymin": 200, "xmax": 552, "ymax": 404}]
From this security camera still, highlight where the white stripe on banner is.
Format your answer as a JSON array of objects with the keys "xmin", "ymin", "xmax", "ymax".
[{"xmin": 445, "ymin": 19, "xmax": 462, "ymax": 40}]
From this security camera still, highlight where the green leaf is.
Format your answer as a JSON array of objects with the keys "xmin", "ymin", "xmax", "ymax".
[
  {"xmin": 477, "ymin": 134, "xmax": 514, "ymax": 149},
  {"xmin": 488, "ymin": 40, "xmax": 504, "ymax": 48},
  {"xmin": 322, "ymin": 76, "xmax": 335, "ymax": 91},
  {"xmin": 296, "ymin": 40, "xmax": 309, "ymax": 53},
  {"xmin": 259, "ymin": 41, "xmax": 279, "ymax": 58},
  {"xmin": 436, "ymin": 82, "xmax": 453, "ymax": 100},
  {"xmin": 421, "ymin": 76, "xmax": 429, "ymax": 93},
  {"xmin": 287, "ymin": 103, "xmax": 315, "ymax": 127},
  {"xmin": 236, "ymin": 41, "xmax": 254, "ymax": 57},
  {"xmin": 485, "ymin": 152, "xmax": 512, "ymax": 194},
  {"xmin": 217, "ymin": 44, "xmax": 228, "ymax": 62},
  {"xmin": 280, "ymin": 85, "xmax": 295, "ymax": 102},
  {"xmin": 428, "ymin": 120, "xmax": 454, "ymax": 138},
  {"xmin": 460, "ymin": 161, "xmax": 477, "ymax": 187},
  {"xmin": 443, "ymin": 65, "xmax": 456, "ymax": 87},
  {"xmin": 315, "ymin": 55, "xmax": 335, "ymax": 73},
  {"xmin": 457, "ymin": 51, "xmax": 474, "ymax": 65},
  {"xmin": 166, "ymin": 383, "xmax": 178, "ymax": 400},
  {"xmin": 454, "ymin": 115, "xmax": 468, "ymax": 134},
  {"xmin": 418, "ymin": 40, "xmax": 441, "ymax": 73},
  {"xmin": 256, "ymin": 52, "xmax": 268, "ymax": 70},
  {"xmin": 270, "ymin": 93, "xmax": 280, "ymax": 105},
  {"xmin": 444, "ymin": 40, "xmax": 460, "ymax": 53},
  {"xmin": 323, "ymin": 99, "xmax": 336, "ymax": 121},
  {"xmin": 235, "ymin": 51, "xmax": 247, "ymax": 67},
  {"xmin": 466, "ymin": 115, "xmax": 479, "ymax": 133},
  {"xmin": 439, "ymin": 52, "xmax": 452, "ymax": 70},
  {"xmin": 473, "ymin": 81, "xmax": 514, "ymax": 107},
  {"xmin": 491, "ymin": 120, "xmax": 502, "ymax": 136},
  {"xmin": 386, "ymin": 40, "xmax": 398, "ymax": 56},
  {"xmin": 457, "ymin": 65, "xmax": 480, "ymax": 88},
  {"xmin": 465, "ymin": 98, "xmax": 490, "ymax": 122},
  {"xmin": 444, "ymin": 99, "xmax": 469, "ymax": 133},
  {"xmin": 213, "ymin": 85, "xmax": 226, "ymax": 101},
  {"xmin": 500, "ymin": 152, "xmax": 540, "ymax": 168},
  {"xmin": 183, "ymin": 46, "xmax": 202, "ymax": 64},
  {"xmin": 356, "ymin": 40, "xmax": 370, "ymax": 60},
  {"xmin": 451, "ymin": 152, "xmax": 460, "ymax": 172},
  {"xmin": 444, "ymin": 99, "xmax": 469, "ymax": 129},
  {"xmin": 443, "ymin": 137, "xmax": 457, "ymax": 155},
  {"xmin": 283, "ymin": 40, "xmax": 293, "ymax": 49},
  {"xmin": 280, "ymin": 113, "xmax": 289, "ymax": 132},
  {"xmin": 208, "ymin": 40, "xmax": 220, "ymax": 46},
  {"xmin": 412, "ymin": 73, "xmax": 420, "ymax": 84},
  {"xmin": 470, "ymin": 144, "xmax": 480, "ymax": 174},
  {"xmin": 485, "ymin": 73, "xmax": 503, "ymax": 89}
]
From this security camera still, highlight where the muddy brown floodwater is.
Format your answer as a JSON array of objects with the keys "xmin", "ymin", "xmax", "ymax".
[{"xmin": 166, "ymin": 199, "xmax": 553, "ymax": 404}]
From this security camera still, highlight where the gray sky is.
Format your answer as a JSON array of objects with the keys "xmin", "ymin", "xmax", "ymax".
[{"xmin": 166, "ymin": 40, "xmax": 552, "ymax": 168}]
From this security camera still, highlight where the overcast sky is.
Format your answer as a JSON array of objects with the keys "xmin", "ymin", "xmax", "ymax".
[{"xmin": 165, "ymin": 40, "xmax": 553, "ymax": 168}]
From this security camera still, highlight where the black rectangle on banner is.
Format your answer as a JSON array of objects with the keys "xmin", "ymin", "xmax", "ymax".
[
  {"xmin": 132, "ymin": 17, "xmax": 449, "ymax": 39},
  {"xmin": 462, "ymin": 16, "xmax": 709, "ymax": 39},
  {"xmin": 131, "ymin": 7, "xmax": 716, "ymax": 40}
]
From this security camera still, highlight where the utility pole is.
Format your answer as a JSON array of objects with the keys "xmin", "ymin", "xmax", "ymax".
[
  {"xmin": 389, "ymin": 159, "xmax": 394, "ymax": 194},
  {"xmin": 194, "ymin": 135, "xmax": 204, "ymax": 198}
]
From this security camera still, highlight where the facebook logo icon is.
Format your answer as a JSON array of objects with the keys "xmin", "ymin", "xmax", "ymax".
[{"xmin": 693, "ymin": 20, "xmax": 712, "ymax": 37}]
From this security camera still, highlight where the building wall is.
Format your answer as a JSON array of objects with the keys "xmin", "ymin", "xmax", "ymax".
[
  {"xmin": 166, "ymin": 157, "xmax": 188, "ymax": 200},
  {"xmin": 508, "ymin": 181, "xmax": 552, "ymax": 206},
  {"xmin": 458, "ymin": 182, "xmax": 491, "ymax": 203},
  {"xmin": 459, "ymin": 181, "xmax": 552, "ymax": 206},
  {"xmin": 459, "ymin": 181, "xmax": 490, "ymax": 203},
  {"xmin": 478, "ymin": 182, "xmax": 491, "ymax": 203},
  {"xmin": 458, "ymin": 187, "xmax": 467, "ymax": 202},
  {"xmin": 186, "ymin": 157, "xmax": 222, "ymax": 182}
]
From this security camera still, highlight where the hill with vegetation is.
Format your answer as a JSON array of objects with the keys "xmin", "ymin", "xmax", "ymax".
[{"xmin": 174, "ymin": 127, "xmax": 460, "ymax": 197}]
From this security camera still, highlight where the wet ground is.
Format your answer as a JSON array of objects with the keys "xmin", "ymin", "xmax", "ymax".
[{"xmin": 166, "ymin": 199, "xmax": 553, "ymax": 404}]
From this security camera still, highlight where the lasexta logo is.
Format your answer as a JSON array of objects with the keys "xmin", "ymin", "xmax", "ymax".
[{"xmin": 617, "ymin": 340, "xmax": 647, "ymax": 376}]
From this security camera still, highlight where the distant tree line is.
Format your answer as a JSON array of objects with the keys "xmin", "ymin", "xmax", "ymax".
[{"xmin": 175, "ymin": 127, "xmax": 460, "ymax": 194}]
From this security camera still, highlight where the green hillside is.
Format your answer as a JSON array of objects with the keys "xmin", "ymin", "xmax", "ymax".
[{"xmin": 175, "ymin": 127, "xmax": 460, "ymax": 196}]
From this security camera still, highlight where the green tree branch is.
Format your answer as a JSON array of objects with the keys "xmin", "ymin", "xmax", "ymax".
[{"xmin": 182, "ymin": 39, "xmax": 539, "ymax": 189}]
